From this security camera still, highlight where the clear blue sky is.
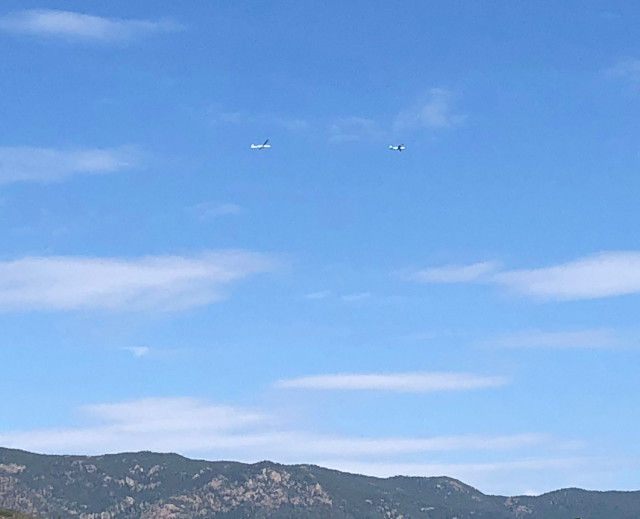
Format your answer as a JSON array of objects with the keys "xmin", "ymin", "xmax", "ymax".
[{"xmin": 1, "ymin": 0, "xmax": 639, "ymax": 496}]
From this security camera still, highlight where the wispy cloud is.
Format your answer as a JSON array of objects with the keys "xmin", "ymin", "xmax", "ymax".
[
  {"xmin": 605, "ymin": 58, "xmax": 640, "ymax": 84},
  {"xmin": 304, "ymin": 291, "xmax": 389, "ymax": 303},
  {"xmin": 340, "ymin": 292, "xmax": 372, "ymax": 302},
  {"xmin": 407, "ymin": 262, "xmax": 499, "ymax": 283},
  {"xmin": 329, "ymin": 116, "xmax": 381, "ymax": 142},
  {"xmin": 216, "ymin": 89, "xmax": 465, "ymax": 146},
  {"xmin": 394, "ymin": 88, "xmax": 466, "ymax": 132},
  {"xmin": 406, "ymin": 251, "xmax": 640, "ymax": 302},
  {"xmin": 122, "ymin": 346, "xmax": 152, "ymax": 358},
  {"xmin": 0, "ymin": 146, "xmax": 136, "ymax": 185},
  {"xmin": 0, "ymin": 9, "xmax": 181, "ymax": 42},
  {"xmin": 0, "ymin": 396, "xmax": 589, "ymax": 495},
  {"xmin": 0, "ymin": 398, "xmax": 266, "ymax": 454},
  {"xmin": 297, "ymin": 434, "xmax": 549, "ymax": 456},
  {"xmin": 276, "ymin": 372, "xmax": 509, "ymax": 392},
  {"xmin": 485, "ymin": 329, "xmax": 629, "ymax": 350},
  {"xmin": 328, "ymin": 89, "xmax": 466, "ymax": 143},
  {"xmin": 190, "ymin": 202, "xmax": 242, "ymax": 220},
  {"xmin": 304, "ymin": 290, "xmax": 331, "ymax": 300},
  {"xmin": 86, "ymin": 398, "xmax": 264, "ymax": 434},
  {"xmin": 0, "ymin": 397, "xmax": 547, "ymax": 459},
  {"xmin": 493, "ymin": 251, "xmax": 640, "ymax": 301},
  {"xmin": 0, "ymin": 250, "xmax": 276, "ymax": 312},
  {"xmin": 209, "ymin": 108, "xmax": 309, "ymax": 131}
]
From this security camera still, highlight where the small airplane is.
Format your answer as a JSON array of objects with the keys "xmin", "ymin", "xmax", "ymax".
[
  {"xmin": 389, "ymin": 144, "xmax": 406, "ymax": 152},
  {"xmin": 251, "ymin": 139, "xmax": 271, "ymax": 150}
]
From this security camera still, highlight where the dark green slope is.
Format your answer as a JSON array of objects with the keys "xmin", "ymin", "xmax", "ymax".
[
  {"xmin": 1, "ymin": 447, "xmax": 638, "ymax": 519},
  {"xmin": 0, "ymin": 507, "xmax": 39, "ymax": 519},
  {"xmin": 296, "ymin": 466, "xmax": 513, "ymax": 519},
  {"xmin": 504, "ymin": 488, "xmax": 640, "ymax": 519}
]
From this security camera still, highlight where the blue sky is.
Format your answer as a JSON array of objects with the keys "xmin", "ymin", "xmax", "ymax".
[{"xmin": 1, "ymin": 0, "xmax": 640, "ymax": 496}]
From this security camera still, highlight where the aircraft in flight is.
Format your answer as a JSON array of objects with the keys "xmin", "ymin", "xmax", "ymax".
[
  {"xmin": 251, "ymin": 139, "xmax": 271, "ymax": 149},
  {"xmin": 389, "ymin": 144, "xmax": 406, "ymax": 152}
]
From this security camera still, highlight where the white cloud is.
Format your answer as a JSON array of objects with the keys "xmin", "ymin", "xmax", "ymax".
[
  {"xmin": 394, "ymin": 88, "xmax": 466, "ymax": 132},
  {"xmin": 276, "ymin": 372, "xmax": 509, "ymax": 392},
  {"xmin": 304, "ymin": 291, "xmax": 381, "ymax": 302},
  {"xmin": 86, "ymin": 398, "xmax": 264, "ymax": 434},
  {"xmin": 406, "ymin": 251, "xmax": 640, "ymax": 302},
  {"xmin": 486, "ymin": 329, "xmax": 627, "ymax": 350},
  {"xmin": 493, "ymin": 251, "xmax": 640, "ymax": 301},
  {"xmin": 122, "ymin": 346, "xmax": 152, "ymax": 357},
  {"xmin": 407, "ymin": 262, "xmax": 499, "ymax": 283},
  {"xmin": 0, "ymin": 146, "xmax": 135, "ymax": 185},
  {"xmin": 329, "ymin": 116, "xmax": 381, "ymax": 142},
  {"xmin": 0, "ymin": 397, "xmax": 547, "ymax": 460},
  {"xmin": 0, "ymin": 396, "xmax": 592, "ymax": 495},
  {"xmin": 0, "ymin": 398, "xmax": 269, "ymax": 454},
  {"xmin": 0, "ymin": 250, "xmax": 276, "ymax": 312},
  {"xmin": 0, "ymin": 9, "xmax": 181, "ymax": 41}
]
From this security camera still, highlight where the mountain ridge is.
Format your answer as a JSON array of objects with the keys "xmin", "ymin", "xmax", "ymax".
[{"xmin": 1, "ymin": 447, "xmax": 638, "ymax": 519}]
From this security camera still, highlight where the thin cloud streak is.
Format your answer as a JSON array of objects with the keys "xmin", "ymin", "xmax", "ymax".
[
  {"xmin": 408, "ymin": 262, "xmax": 499, "ymax": 283},
  {"xmin": 299, "ymin": 433, "xmax": 549, "ymax": 456},
  {"xmin": 0, "ymin": 250, "xmax": 276, "ymax": 312},
  {"xmin": 86, "ymin": 398, "xmax": 265, "ymax": 433},
  {"xmin": 0, "ymin": 397, "xmax": 588, "ymax": 496},
  {"xmin": 0, "ymin": 9, "xmax": 181, "ymax": 41},
  {"xmin": 486, "ymin": 329, "xmax": 628, "ymax": 350},
  {"xmin": 406, "ymin": 251, "xmax": 640, "ymax": 301},
  {"xmin": 276, "ymin": 372, "xmax": 509, "ymax": 392},
  {"xmin": 494, "ymin": 251, "xmax": 640, "ymax": 301},
  {"xmin": 0, "ymin": 146, "xmax": 136, "ymax": 185},
  {"xmin": 0, "ymin": 397, "xmax": 550, "ymax": 459}
]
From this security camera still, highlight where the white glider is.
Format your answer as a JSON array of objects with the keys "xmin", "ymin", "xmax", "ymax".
[
  {"xmin": 251, "ymin": 139, "xmax": 271, "ymax": 149},
  {"xmin": 389, "ymin": 144, "xmax": 406, "ymax": 152}
]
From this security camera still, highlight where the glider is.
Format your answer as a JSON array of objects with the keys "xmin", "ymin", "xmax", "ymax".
[
  {"xmin": 389, "ymin": 144, "xmax": 406, "ymax": 152},
  {"xmin": 251, "ymin": 139, "xmax": 271, "ymax": 149}
]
